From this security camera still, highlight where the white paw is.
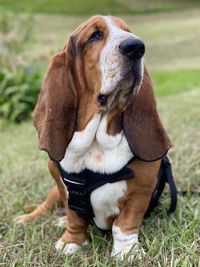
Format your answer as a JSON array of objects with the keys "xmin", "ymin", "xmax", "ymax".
[
  {"xmin": 111, "ymin": 243, "xmax": 146, "ymax": 262},
  {"xmin": 13, "ymin": 215, "xmax": 27, "ymax": 225},
  {"xmin": 53, "ymin": 216, "xmax": 68, "ymax": 228},
  {"xmin": 55, "ymin": 239, "xmax": 88, "ymax": 255},
  {"xmin": 111, "ymin": 225, "xmax": 146, "ymax": 262}
]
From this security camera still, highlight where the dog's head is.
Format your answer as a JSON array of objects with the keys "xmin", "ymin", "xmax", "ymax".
[{"xmin": 33, "ymin": 15, "xmax": 171, "ymax": 162}]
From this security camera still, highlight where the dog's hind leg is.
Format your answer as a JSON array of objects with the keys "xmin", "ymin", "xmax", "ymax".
[{"xmin": 14, "ymin": 185, "xmax": 61, "ymax": 224}]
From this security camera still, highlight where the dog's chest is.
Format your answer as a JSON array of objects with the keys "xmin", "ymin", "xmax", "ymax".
[
  {"xmin": 61, "ymin": 114, "xmax": 133, "ymax": 173},
  {"xmin": 60, "ymin": 114, "xmax": 133, "ymax": 229}
]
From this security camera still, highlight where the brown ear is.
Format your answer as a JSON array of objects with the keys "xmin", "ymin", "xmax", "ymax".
[
  {"xmin": 123, "ymin": 66, "xmax": 171, "ymax": 161},
  {"xmin": 33, "ymin": 42, "xmax": 77, "ymax": 161}
]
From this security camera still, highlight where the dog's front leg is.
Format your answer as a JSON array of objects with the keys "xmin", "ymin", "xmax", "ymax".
[
  {"xmin": 111, "ymin": 197, "xmax": 148, "ymax": 262},
  {"xmin": 111, "ymin": 160, "xmax": 160, "ymax": 262},
  {"xmin": 55, "ymin": 208, "xmax": 89, "ymax": 255}
]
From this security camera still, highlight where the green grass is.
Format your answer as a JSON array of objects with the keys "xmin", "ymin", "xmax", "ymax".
[
  {"xmin": 0, "ymin": 0, "xmax": 200, "ymax": 15},
  {"xmin": 0, "ymin": 86, "xmax": 200, "ymax": 266},
  {"xmin": 152, "ymin": 69, "xmax": 200, "ymax": 96}
]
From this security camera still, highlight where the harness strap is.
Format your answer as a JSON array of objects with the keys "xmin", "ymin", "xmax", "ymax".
[
  {"xmin": 163, "ymin": 156, "xmax": 177, "ymax": 213},
  {"xmin": 145, "ymin": 156, "xmax": 177, "ymax": 216},
  {"xmin": 56, "ymin": 159, "xmax": 135, "ymax": 223},
  {"xmin": 57, "ymin": 155, "xmax": 178, "ymax": 224}
]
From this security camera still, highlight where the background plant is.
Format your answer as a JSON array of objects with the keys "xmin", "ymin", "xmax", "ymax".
[
  {"xmin": 0, "ymin": 12, "xmax": 42, "ymax": 123},
  {"xmin": 0, "ymin": 67, "xmax": 41, "ymax": 122}
]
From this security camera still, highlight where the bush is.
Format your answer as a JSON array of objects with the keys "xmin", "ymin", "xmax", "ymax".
[
  {"xmin": 0, "ymin": 67, "xmax": 41, "ymax": 122},
  {"xmin": 0, "ymin": 12, "xmax": 42, "ymax": 123}
]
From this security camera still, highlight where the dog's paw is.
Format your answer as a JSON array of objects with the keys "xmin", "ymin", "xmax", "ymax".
[
  {"xmin": 55, "ymin": 239, "xmax": 88, "ymax": 255},
  {"xmin": 111, "ymin": 243, "xmax": 146, "ymax": 262},
  {"xmin": 111, "ymin": 225, "xmax": 146, "ymax": 262},
  {"xmin": 55, "ymin": 240, "xmax": 81, "ymax": 255},
  {"xmin": 53, "ymin": 216, "xmax": 68, "ymax": 228},
  {"xmin": 13, "ymin": 215, "xmax": 28, "ymax": 225}
]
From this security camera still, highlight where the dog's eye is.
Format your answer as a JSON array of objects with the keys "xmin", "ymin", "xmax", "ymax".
[{"xmin": 88, "ymin": 30, "xmax": 103, "ymax": 42}]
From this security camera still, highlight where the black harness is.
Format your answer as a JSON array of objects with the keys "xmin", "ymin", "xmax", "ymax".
[{"xmin": 57, "ymin": 156, "xmax": 177, "ymax": 225}]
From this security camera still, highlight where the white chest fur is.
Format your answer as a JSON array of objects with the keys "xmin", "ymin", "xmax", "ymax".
[
  {"xmin": 60, "ymin": 114, "xmax": 133, "ymax": 229},
  {"xmin": 61, "ymin": 114, "xmax": 133, "ymax": 174}
]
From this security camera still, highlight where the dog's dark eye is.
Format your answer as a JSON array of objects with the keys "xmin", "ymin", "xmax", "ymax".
[{"xmin": 88, "ymin": 30, "xmax": 103, "ymax": 42}]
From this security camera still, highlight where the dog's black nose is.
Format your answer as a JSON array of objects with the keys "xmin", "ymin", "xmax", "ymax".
[{"xmin": 119, "ymin": 38, "xmax": 145, "ymax": 60}]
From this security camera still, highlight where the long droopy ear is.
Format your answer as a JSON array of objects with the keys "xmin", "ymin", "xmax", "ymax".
[
  {"xmin": 123, "ymin": 66, "xmax": 171, "ymax": 161},
  {"xmin": 33, "ymin": 41, "xmax": 77, "ymax": 161}
]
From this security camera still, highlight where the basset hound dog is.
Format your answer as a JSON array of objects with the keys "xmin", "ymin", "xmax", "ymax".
[{"xmin": 15, "ymin": 15, "xmax": 171, "ymax": 261}]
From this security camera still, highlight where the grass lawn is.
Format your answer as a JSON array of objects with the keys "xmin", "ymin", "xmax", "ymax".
[
  {"xmin": 0, "ymin": 87, "xmax": 200, "ymax": 266},
  {"xmin": 0, "ymin": 0, "xmax": 200, "ymax": 15},
  {"xmin": 0, "ymin": 8, "xmax": 200, "ymax": 267}
]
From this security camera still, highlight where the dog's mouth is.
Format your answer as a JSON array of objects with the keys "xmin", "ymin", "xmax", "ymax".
[
  {"xmin": 130, "ymin": 69, "xmax": 143, "ymax": 96},
  {"xmin": 97, "ymin": 60, "xmax": 143, "ymax": 111},
  {"xmin": 123, "ymin": 59, "xmax": 144, "ymax": 93}
]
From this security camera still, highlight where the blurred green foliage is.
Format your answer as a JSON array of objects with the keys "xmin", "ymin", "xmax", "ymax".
[
  {"xmin": 0, "ymin": 12, "xmax": 42, "ymax": 123},
  {"xmin": 0, "ymin": 0, "xmax": 200, "ymax": 15},
  {"xmin": 152, "ymin": 69, "xmax": 200, "ymax": 96},
  {"xmin": 0, "ymin": 12, "xmax": 33, "ymax": 69},
  {"xmin": 0, "ymin": 67, "xmax": 41, "ymax": 122}
]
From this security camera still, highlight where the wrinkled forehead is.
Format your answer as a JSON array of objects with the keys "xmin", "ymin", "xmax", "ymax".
[
  {"xmin": 103, "ymin": 15, "xmax": 131, "ymax": 34},
  {"xmin": 103, "ymin": 16, "xmax": 135, "ymax": 42},
  {"xmin": 74, "ymin": 15, "xmax": 132, "ymax": 41}
]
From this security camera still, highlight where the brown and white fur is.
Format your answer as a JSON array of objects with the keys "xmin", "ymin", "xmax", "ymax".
[{"xmin": 15, "ymin": 15, "xmax": 171, "ymax": 261}]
